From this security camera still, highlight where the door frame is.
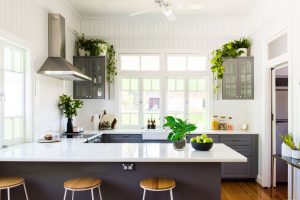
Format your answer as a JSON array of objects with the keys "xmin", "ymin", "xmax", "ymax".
[{"xmin": 271, "ymin": 63, "xmax": 288, "ymax": 187}]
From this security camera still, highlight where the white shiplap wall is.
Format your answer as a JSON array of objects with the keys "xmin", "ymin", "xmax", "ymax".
[
  {"xmin": 81, "ymin": 17, "xmax": 246, "ymax": 50},
  {"xmin": 0, "ymin": 0, "xmax": 80, "ymax": 140}
]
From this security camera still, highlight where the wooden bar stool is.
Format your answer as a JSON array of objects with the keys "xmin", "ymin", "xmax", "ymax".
[
  {"xmin": 140, "ymin": 177, "xmax": 176, "ymax": 200},
  {"xmin": 63, "ymin": 177, "xmax": 102, "ymax": 200},
  {"xmin": 0, "ymin": 177, "xmax": 29, "ymax": 200}
]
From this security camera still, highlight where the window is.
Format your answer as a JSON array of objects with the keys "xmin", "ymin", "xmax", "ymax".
[
  {"xmin": 0, "ymin": 41, "xmax": 29, "ymax": 146},
  {"xmin": 118, "ymin": 54, "xmax": 209, "ymax": 129}
]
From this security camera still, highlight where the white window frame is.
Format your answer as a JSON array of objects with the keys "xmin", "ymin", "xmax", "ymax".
[
  {"xmin": 116, "ymin": 52, "xmax": 212, "ymax": 129},
  {"xmin": 0, "ymin": 39, "xmax": 33, "ymax": 147}
]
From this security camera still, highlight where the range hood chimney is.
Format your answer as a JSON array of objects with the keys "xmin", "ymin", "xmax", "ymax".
[{"xmin": 38, "ymin": 14, "xmax": 91, "ymax": 81}]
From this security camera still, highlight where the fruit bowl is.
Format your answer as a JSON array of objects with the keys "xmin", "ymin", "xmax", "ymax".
[{"xmin": 191, "ymin": 142, "xmax": 213, "ymax": 151}]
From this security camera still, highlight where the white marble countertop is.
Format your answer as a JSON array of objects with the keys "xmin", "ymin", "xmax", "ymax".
[{"xmin": 0, "ymin": 139, "xmax": 247, "ymax": 163}]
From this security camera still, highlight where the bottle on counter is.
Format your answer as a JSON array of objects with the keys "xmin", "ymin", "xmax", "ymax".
[
  {"xmin": 227, "ymin": 117, "xmax": 233, "ymax": 131},
  {"xmin": 147, "ymin": 119, "xmax": 151, "ymax": 129},
  {"xmin": 219, "ymin": 116, "xmax": 227, "ymax": 130},
  {"xmin": 211, "ymin": 115, "xmax": 219, "ymax": 130}
]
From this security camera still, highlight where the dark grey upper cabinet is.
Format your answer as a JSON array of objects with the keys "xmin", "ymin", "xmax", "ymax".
[
  {"xmin": 222, "ymin": 57, "xmax": 254, "ymax": 100},
  {"xmin": 73, "ymin": 56, "xmax": 106, "ymax": 99}
]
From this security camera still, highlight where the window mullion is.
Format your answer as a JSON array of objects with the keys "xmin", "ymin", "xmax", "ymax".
[
  {"xmin": 139, "ymin": 78, "xmax": 143, "ymax": 129},
  {"xmin": 185, "ymin": 78, "xmax": 189, "ymax": 120}
]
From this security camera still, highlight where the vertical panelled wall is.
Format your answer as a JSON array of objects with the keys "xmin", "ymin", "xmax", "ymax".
[
  {"xmin": 77, "ymin": 17, "xmax": 251, "ymax": 130},
  {"xmin": 81, "ymin": 18, "xmax": 245, "ymax": 50},
  {"xmin": 0, "ymin": 0, "xmax": 81, "ymax": 139}
]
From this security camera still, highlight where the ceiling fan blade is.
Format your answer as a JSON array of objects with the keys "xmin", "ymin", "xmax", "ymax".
[
  {"xmin": 129, "ymin": 8, "xmax": 154, "ymax": 17},
  {"xmin": 162, "ymin": 8, "xmax": 176, "ymax": 21}
]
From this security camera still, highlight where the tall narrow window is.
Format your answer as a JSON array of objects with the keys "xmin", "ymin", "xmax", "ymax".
[
  {"xmin": 167, "ymin": 79, "xmax": 185, "ymax": 119},
  {"xmin": 119, "ymin": 78, "xmax": 139, "ymax": 126},
  {"xmin": 143, "ymin": 79, "xmax": 161, "ymax": 125},
  {"xmin": 2, "ymin": 45, "xmax": 26, "ymax": 145}
]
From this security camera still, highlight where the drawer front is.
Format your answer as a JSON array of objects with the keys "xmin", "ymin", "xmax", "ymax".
[
  {"xmin": 220, "ymin": 135, "xmax": 251, "ymax": 146},
  {"xmin": 109, "ymin": 134, "xmax": 142, "ymax": 143},
  {"xmin": 222, "ymin": 156, "xmax": 252, "ymax": 179},
  {"xmin": 186, "ymin": 134, "xmax": 220, "ymax": 143},
  {"xmin": 228, "ymin": 145, "xmax": 252, "ymax": 156}
]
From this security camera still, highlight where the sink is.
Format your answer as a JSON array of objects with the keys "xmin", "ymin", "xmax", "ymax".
[{"xmin": 142, "ymin": 130, "xmax": 170, "ymax": 140}]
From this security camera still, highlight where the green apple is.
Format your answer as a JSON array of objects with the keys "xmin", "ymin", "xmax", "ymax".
[
  {"xmin": 203, "ymin": 138, "xmax": 210, "ymax": 143},
  {"xmin": 200, "ymin": 134, "xmax": 207, "ymax": 140},
  {"xmin": 196, "ymin": 138, "xmax": 202, "ymax": 143},
  {"xmin": 190, "ymin": 137, "xmax": 196, "ymax": 143}
]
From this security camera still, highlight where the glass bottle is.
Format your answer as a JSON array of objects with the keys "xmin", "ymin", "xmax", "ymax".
[
  {"xmin": 147, "ymin": 119, "xmax": 151, "ymax": 129},
  {"xmin": 227, "ymin": 117, "xmax": 233, "ymax": 131},
  {"xmin": 211, "ymin": 115, "xmax": 219, "ymax": 130},
  {"xmin": 219, "ymin": 116, "xmax": 227, "ymax": 130}
]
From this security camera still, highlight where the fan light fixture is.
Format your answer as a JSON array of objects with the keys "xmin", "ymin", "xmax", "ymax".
[{"xmin": 162, "ymin": 8, "xmax": 176, "ymax": 21}]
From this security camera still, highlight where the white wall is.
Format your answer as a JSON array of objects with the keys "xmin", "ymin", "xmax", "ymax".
[
  {"xmin": 79, "ymin": 17, "xmax": 259, "ymax": 131},
  {"xmin": 246, "ymin": 0, "xmax": 300, "ymax": 198},
  {"xmin": 0, "ymin": 0, "xmax": 80, "ymax": 139}
]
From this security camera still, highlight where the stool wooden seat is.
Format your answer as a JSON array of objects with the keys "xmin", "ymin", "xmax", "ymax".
[
  {"xmin": 140, "ymin": 177, "xmax": 176, "ymax": 200},
  {"xmin": 0, "ymin": 177, "xmax": 29, "ymax": 200},
  {"xmin": 63, "ymin": 177, "xmax": 102, "ymax": 200}
]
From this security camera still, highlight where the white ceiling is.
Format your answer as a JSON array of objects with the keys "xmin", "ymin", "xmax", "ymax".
[{"xmin": 66, "ymin": 0, "xmax": 259, "ymax": 18}]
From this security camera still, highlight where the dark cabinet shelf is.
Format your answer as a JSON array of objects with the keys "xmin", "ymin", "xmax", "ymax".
[{"xmin": 73, "ymin": 56, "xmax": 106, "ymax": 99}]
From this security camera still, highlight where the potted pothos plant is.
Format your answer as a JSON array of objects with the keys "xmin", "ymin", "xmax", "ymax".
[
  {"xmin": 163, "ymin": 116, "xmax": 197, "ymax": 151},
  {"xmin": 58, "ymin": 94, "xmax": 83, "ymax": 133},
  {"xmin": 210, "ymin": 37, "xmax": 251, "ymax": 92}
]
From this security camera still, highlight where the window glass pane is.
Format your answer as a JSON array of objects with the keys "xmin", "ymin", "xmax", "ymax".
[
  {"xmin": 120, "ymin": 55, "xmax": 139, "ymax": 70},
  {"xmin": 167, "ymin": 56, "xmax": 186, "ymax": 71},
  {"xmin": 143, "ymin": 79, "xmax": 151, "ymax": 90},
  {"xmin": 152, "ymin": 79, "xmax": 160, "ymax": 90},
  {"xmin": 141, "ymin": 56, "xmax": 160, "ymax": 71},
  {"xmin": 168, "ymin": 79, "xmax": 176, "ymax": 90},
  {"xmin": 167, "ymin": 91, "xmax": 184, "ymax": 112},
  {"xmin": 122, "ymin": 79, "xmax": 130, "ymax": 90},
  {"xmin": 189, "ymin": 92, "xmax": 206, "ymax": 113},
  {"xmin": 13, "ymin": 51, "xmax": 22, "ymax": 72},
  {"xmin": 198, "ymin": 79, "xmax": 206, "ymax": 91},
  {"xmin": 14, "ymin": 117, "xmax": 23, "ymax": 138},
  {"xmin": 121, "ymin": 114, "xmax": 130, "ymax": 125},
  {"xmin": 4, "ymin": 71, "xmax": 24, "ymax": 117},
  {"xmin": 143, "ymin": 91, "xmax": 160, "ymax": 112},
  {"xmin": 189, "ymin": 79, "xmax": 198, "ymax": 91},
  {"xmin": 4, "ymin": 47, "xmax": 12, "ymax": 70},
  {"xmin": 130, "ymin": 114, "xmax": 139, "ymax": 125},
  {"xmin": 121, "ymin": 91, "xmax": 139, "ymax": 112},
  {"xmin": 176, "ymin": 79, "xmax": 184, "ymax": 90},
  {"xmin": 4, "ymin": 118, "xmax": 13, "ymax": 140},
  {"xmin": 131, "ymin": 79, "xmax": 139, "ymax": 90},
  {"xmin": 187, "ymin": 56, "xmax": 206, "ymax": 71},
  {"xmin": 189, "ymin": 113, "xmax": 206, "ymax": 129}
]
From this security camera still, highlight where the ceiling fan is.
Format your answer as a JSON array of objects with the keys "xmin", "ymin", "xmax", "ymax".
[{"xmin": 129, "ymin": 0, "xmax": 202, "ymax": 21}]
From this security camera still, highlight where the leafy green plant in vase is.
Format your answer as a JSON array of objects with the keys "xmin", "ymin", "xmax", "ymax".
[
  {"xmin": 74, "ymin": 31, "xmax": 90, "ymax": 56},
  {"xmin": 58, "ymin": 94, "xmax": 83, "ymax": 133},
  {"xmin": 233, "ymin": 37, "xmax": 251, "ymax": 57},
  {"xmin": 163, "ymin": 116, "xmax": 197, "ymax": 151}
]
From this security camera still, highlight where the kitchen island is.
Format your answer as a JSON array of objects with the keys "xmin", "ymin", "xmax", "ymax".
[{"xmin": 0, "ymin": 139, "xmax": 246, "ymax": 200}]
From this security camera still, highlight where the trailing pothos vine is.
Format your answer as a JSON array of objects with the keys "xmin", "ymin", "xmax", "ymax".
[{"xmin": 210, "ymin": 37, "xmax": 251, "ymax": 92}]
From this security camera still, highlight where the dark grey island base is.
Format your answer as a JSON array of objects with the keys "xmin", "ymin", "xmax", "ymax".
[{"xmin": 0, "ymin": 162, "xmax": 221, "ymax": 200}]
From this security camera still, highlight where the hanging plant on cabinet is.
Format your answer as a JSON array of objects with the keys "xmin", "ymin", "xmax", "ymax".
[
  {"xmin": 210, "ymin": 37, "xmax": 251, "ymax": 93},
  {"xmin": 74, "ymin": 31, "xmax": 118, "ymax": 84}
]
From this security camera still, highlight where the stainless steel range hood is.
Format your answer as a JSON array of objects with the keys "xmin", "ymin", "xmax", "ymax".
[{"xmin": 38, "ymin": 13, "xmax": 91, "ymax": 81}]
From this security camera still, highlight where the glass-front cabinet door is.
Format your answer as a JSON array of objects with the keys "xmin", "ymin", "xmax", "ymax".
[
  {"xmin": 222, "ymin": 59, "xmax": 239, "ymax": 99},
  {"xmin": 238, "ymin": 57, "xmax": 254, "ymax": 99}
]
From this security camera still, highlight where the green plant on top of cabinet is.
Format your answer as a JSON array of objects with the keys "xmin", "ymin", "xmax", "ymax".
[
  {"xmin": 73, "ymin": 56, "xmax": 106, "ymax": 99},
  {"xmin": 222, "ymin": 57, "xmax": 254, "ymax": 99}
]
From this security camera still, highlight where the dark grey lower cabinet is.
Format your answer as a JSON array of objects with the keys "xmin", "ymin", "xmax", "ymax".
[
  {"xmin": 102, "ymin": 134, "xmax": 142, "ymax": 143},
  {"xmin": 220, "ymin": 135, "xmax": 258, "ymax": 179}
]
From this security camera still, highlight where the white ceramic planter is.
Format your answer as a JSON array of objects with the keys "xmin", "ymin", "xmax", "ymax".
[
  {"xmin": 238, "ymin": 48, "xmax": 248, "ymax": 57},
  {"xmin": 281, "ymin": 142, "xmax": 292, "ymax": 157},
  {"xmin": 98, "ymin": 44, "xmax": 107, "ymax": 56},
  {"xmin": 292, "ymin": 150, "xmax": 300, "ymax": 159},
  {"xmin": 78, "ymin": 48, "xmax": 90, "ymax": 56}
]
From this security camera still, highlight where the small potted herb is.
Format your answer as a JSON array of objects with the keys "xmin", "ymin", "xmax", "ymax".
[
  {"xmin": 279, "ymin": 133, "xmax": 300, "ymax": 159},
  {"xmin": 74, "ymin": 31, "xmax": 90, "ymax": 56},
  {"xmin": 163, "ymin": 116, "xmax": 197, "ymax": 151},
  {"xmin": 233, "ymin": 37, "xmax": 251, "ymax": 57},
  {"xmin": 58, "ymin": 94, "xmax": 83, "ymax": 133}
]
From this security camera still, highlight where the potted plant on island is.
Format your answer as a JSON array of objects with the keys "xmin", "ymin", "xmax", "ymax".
[
  {"xmin": 58, "ymin": 94, "xmax": 83, "ymax": 133},
  {"xmin": 280, "ymin": 133, "xmax": 300, "ymax": 159},
  {"xmin": 163, "ymin": 116, "xmax": 197, "ymax": 151}
]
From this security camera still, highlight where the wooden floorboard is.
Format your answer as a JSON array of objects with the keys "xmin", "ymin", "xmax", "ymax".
[{"xmin": 221, "ymin": 181, "xmax": 288, "ymax": 200}]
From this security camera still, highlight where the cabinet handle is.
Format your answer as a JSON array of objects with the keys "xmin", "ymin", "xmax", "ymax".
[
  {"xmin": 232, "ymin": 139, "xmax": 240, "ymax": 142},
  {"xmin": 94, "ymin": 78, "xmax": 96, "ymax": 83}
]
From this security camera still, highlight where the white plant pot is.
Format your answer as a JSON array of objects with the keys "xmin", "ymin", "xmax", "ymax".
[
  {"xmin": 78, "ymin": 48, "xmax": 90, "ymax": 56},
  {"xmin": 238, "ymin": 48, "xmax": 248, "ymax": 57},
  {"xmin": 281, "ymin": 142, "xmax": 292, "ymax": 157},
  {"xmin": 98, "ymin": 44, "xmax": 107, "ymax": 56},
  {"xmin": 292, "ymin": 150, "xmax": 300, "ymax": 159}
]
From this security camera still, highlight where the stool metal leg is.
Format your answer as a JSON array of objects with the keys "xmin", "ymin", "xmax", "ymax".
[
  {"xmin": 142, "ymin": 189, "xmax": 146, "ymax": 200},
  {"xmin": 23, "ymin": 182, "xmax": 29, "ymax": 200},
  {"xmin": 170, "ymin": 189, "xmax": 173, "ymax": 200},
  {"xmin": 7, "ymin": 188, "xmax": 10, "ymax": 200},
  {"xmin": 72, "ymin": 191, "xmax": 74, "ymax": 200},
  {"xmin": 98, "ymin": 186, "xmax": 102, "ymax": 200},
  {"xmin": 63, "ymin": 189, "xmax": 67, "ymax": 200},
  {"xmin": 91, "ymin": 189, "xmax": 94, "ymax": 200}
]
